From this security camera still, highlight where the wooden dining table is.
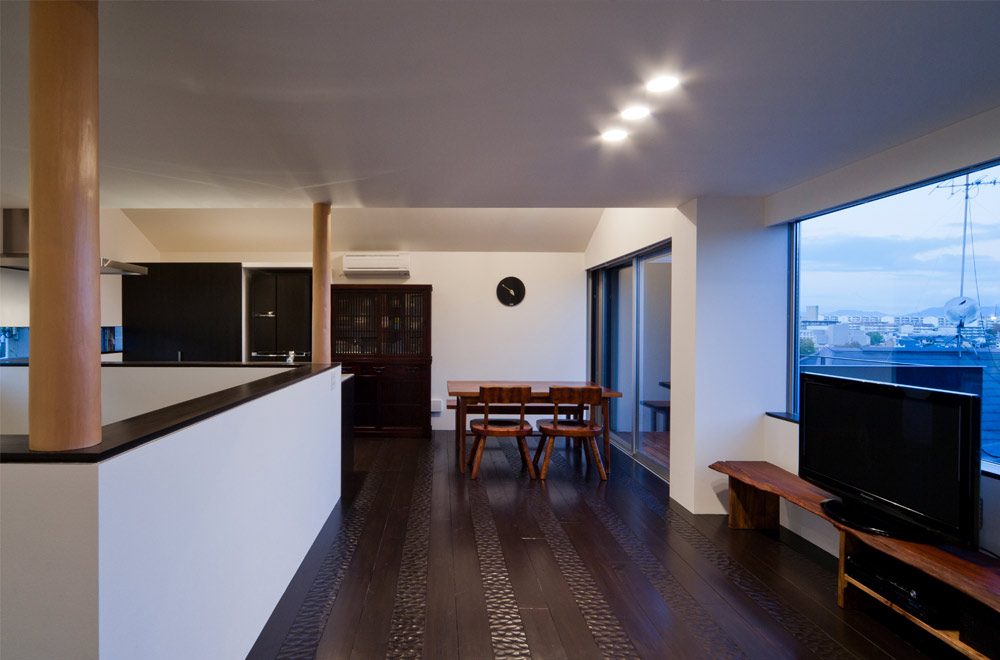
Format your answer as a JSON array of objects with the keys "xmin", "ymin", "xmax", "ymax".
[{"xmin": 447, "ymin": 380, "xmax": 623, "ymax": 474}]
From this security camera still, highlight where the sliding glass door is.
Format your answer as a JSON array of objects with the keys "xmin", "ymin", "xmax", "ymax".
[
  {"xmin": 591, "ymin": 244, "xmax": 671, "ymax": 479},
  {"xmin": 606, "ymin": 263, "xmax": 636, "ymax": 449},
  {"xmin": 636, "ymin": 252, "xmax": 671, "ymax": 473}
]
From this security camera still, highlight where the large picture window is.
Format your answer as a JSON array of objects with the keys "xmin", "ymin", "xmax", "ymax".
[{"xmin": 794, "ymin": 159, "xmax": 1000, "ymax": 469}]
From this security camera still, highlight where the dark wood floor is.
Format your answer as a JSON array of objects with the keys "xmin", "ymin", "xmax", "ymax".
[{"xmin": 247, "ymin": 432, "xmax": 963, "ymax": 659}]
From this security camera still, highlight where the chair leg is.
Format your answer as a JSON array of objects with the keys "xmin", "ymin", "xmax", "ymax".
[
  {"xmin": 470, "ymin": 436, "xmax": 487, "ymax": 479},
  {"xmin": 518, "ymin": 435, "xmax": 537, "ymax": 479},
  {"xmin": 540, "ymin": 436, "xmax": 556, "ymax": 479},
  {"xmin": 533, "ymin": 433, "xmax": 547, "ymax": 467},
  {"xmin": 588, "ymin": 436, "xmax": 608, "ymax": 481},
  {"xmin": 582, "ymin": 434, "xmax": 594, "ymax": 464},
  {"xmin": 468, "ymin": 435, "xmax": 482, "ymax": 467}
]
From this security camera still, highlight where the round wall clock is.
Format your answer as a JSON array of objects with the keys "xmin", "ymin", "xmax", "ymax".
[{"xmin": 496, "ymin": 276, "xmax": 526, "ymax": 306}]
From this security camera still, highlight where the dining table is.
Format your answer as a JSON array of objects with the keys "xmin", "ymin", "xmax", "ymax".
[{"xmin": 447, "ymin": 380, "xmax": 623, "ymax": 474}]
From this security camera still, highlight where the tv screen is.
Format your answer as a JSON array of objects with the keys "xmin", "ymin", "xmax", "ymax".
[{"xmin": 799, "ymin": 373, "xmax": 981, "ymax": 548}]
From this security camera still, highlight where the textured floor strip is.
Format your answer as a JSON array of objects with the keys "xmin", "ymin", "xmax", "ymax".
[
  {"xmin": 612, "ymin": 457, "xmax": 859, "ymax": 660},
  {"xmin": 385, "ymin": 442, "xmax": 435, "ymax": 659},
  {"xmin": 467, "ymin": 474, "xmax": 532, "ymax": 658},
  {"xmin": 275, "ymin": 445, "xmax": 390, "ymax": 660},
  {"xmin": 498, "ymin": 441, "xmax": 640, "ymax": 659},
  {"xmin": 543, "ymin": 447, "xmax": 749, "ymax": 660}
]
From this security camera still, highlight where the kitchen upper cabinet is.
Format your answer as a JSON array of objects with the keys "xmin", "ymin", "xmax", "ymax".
[
  {"xmin": 122, "ymin": 263, "xmax": 242, "ymax": 362},
  {"xmin": 332, "ymin": 284, "xmax": 431, "ymax": 438}
]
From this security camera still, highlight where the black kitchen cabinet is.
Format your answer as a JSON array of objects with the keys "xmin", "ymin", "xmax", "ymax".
[
  {"xmin": 332, "ymin": 285, "xmax": 431, "ymax": 438},
  {"xmin": 122, "ymin": 262, "xmax": 242, "ymax": 362},
  {"xmin": 249, "ymin": 269, "xmax": 311, "ymax": 362}
]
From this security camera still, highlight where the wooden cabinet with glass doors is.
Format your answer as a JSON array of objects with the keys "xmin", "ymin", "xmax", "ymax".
[{"xmin": 332, "ymin": 284, "xmax": 431, "ymax": 437}]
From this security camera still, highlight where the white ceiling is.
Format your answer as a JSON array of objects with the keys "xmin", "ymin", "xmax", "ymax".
[{"xmin": 3, "ymin": 1, "xmax": 1000, "ymax": 249}]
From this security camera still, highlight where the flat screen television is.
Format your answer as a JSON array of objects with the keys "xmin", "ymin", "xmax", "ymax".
[{"xmin": 799, "ymin": 373, "xmax": 981, "ymax": 548}]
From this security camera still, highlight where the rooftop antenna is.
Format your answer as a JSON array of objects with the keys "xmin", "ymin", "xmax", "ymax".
[{"xmin": 936, "ymin": 173, "xmax": 1000, "ymax": 353}]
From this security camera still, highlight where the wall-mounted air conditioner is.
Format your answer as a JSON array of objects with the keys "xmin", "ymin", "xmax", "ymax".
[{"xmin": 342, "ymin": 252, "xmax": 411, "ymax": 278}]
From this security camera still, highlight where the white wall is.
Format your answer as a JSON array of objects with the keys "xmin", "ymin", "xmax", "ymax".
[
  {"xmin": 0, "ymin": 366, "xmax": 341, "ymax": 660},
  {"xmin": 0, "ymin": 465, "xmax": 100, "ymax": 660},
  {"xmin": 0, "ymin": 268, "xmax": 29, "ymax": 326},
  {"xmin": 0, "ymin": 209, "xmax": 160, "ymax": 328},
  {"xmin": 171, "ymin": 250, "xmax": 590, "ymax": 431},
  {"xmin": 99, "ymin": 208, "xmax": 161, "ymax": 263},
  {"xmin": 762, "ymin": 415, "xmax": 840, "ymax": 556},
  {"xmin": 681, "ymin": 198, "xmax": 789, "ymax": 514},
  {"xmin": 0, "ymin": 364, "xmax": 289, "ymax": 433},
  {"xmin": 333, "ymin": 251, "xmax": 589, "ymax": 430}
]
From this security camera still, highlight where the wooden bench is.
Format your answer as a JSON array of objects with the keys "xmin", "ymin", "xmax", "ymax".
[
  {"xmin": 710, "ymin": 460, "xmax": 1000, "ymax": 659},
  {"xmin": 639, "ymin": 399, "xmax": 670, "ymax": 431}
]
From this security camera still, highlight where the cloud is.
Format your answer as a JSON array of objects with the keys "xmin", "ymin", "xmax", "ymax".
[
  {"xmin": 914, "ymin": 238, "xmax": 1000, "ymax": 262},
  {"xmin": 801, "ymin": 164, "xmax": 1000, "ymax": 241}
]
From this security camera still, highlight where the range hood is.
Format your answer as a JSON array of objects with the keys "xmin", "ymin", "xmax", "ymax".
[{"xmin": 0, "ymin": 209, "xmax": 147, "ymax": 276}]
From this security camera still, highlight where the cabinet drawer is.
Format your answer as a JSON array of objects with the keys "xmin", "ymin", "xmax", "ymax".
[
  {"xmin": 386, "ymin": 363, "xmax": 429, "ymax": 378},
  {"xmin": 338, "ymin": 363, "xmax": 389, "ymax": 377}
]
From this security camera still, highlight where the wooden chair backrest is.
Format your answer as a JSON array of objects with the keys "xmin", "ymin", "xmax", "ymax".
[
  {"xmin": 548, "ymin": 386, "xmax": 602, "ymax": 430},
  {"xmin": 479, "ymin": 385, "xmax": 532, "ymax": 426}
]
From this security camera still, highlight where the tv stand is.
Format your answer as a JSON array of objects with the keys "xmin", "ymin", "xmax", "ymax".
[{"xmin": 709, "ymin": 461, "xmax": 1000, "ymax": 660}]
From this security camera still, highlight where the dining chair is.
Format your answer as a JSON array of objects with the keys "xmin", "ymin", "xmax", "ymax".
[
  {"xmin": 467, "ymin": 385, "xmax": 536, "ymax": 479},
  {"xmin": 533, "ymin": 386, "xmax": 606, "ymax": 480}
]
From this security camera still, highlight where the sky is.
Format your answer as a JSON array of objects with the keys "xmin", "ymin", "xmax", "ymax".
[{"xmin": 799, "ymin": 162, "xmax": 1000, "ymax": 318}]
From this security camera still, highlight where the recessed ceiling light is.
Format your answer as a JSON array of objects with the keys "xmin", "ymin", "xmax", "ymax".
[
  {"xmin": 646, "ymin": 75, "xmax": 679, "ymax": 93},
  {"xmin": 621, "ymin": 105, "xmax": 651, "ymax": 121},
  {"xmin": 601, "ymin": 128, "xmax": 628, "ymax": 142}
]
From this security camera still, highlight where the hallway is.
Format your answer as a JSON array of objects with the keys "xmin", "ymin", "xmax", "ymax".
[{"xmin": 248, "ymin": 433, "xmax": 954, "ymax": 659}]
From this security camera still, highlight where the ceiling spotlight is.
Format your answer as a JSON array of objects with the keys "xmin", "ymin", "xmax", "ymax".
[
  {"xmin": 601, "ymin": 128, "xmax": 629, "ymax": 142},
  {"xmin": 646, "ymin": 75, "xmax": 680, "ymax": 93},
  {"xmin": 621, "ymin": 105, "xmax": 651, "ymax": 121}
]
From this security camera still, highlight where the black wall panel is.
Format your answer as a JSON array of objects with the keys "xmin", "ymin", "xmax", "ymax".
[{"xmin": 122, "ymin": 262, "xmax": 242, "ymax": 362}]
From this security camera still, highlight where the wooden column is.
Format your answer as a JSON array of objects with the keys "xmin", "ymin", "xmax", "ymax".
[
  {"xmin": 311, "ymin": 202, "xmax": 332, "ymax": 364},
  {"xmin": 28, "ymin": 0, "xmax": 101, "ymax": 451}
]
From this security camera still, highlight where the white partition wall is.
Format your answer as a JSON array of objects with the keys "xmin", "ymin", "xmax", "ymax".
[{"xmin": 0, "ymin": 366, "xmax": 341, "ymax": 660}]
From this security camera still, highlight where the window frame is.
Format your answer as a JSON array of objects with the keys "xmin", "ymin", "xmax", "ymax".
[{"xmin": 787, "ymin": 156, "xmax": 1000, "ymax": 416}]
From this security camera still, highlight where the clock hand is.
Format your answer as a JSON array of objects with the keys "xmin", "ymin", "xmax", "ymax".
[{"xmin": 502, "ymin": 284, "xmax": 515, "ymax": 295}]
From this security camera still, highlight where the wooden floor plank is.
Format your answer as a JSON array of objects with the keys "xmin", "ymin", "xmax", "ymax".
[
  {"xmin": 563, "ymin": 521, "xmax": 710, "ymax": 660},
  {"xmin": 349, "ymin": 445, "xmax": 418, "ymax": 660},
  {"xmin": 519, "ymin": 607, "xmax": 569, "ymax": 660},
  {"xmin": 479, "ymin": 442, "xmax": 549, "ymax": 609},
  {"xmin": 446, "ymin": 443, "xmax": 494, "ymax": 659},
  {"xmin": 315, "ymin": 468, "xmax": 401, "ymax": 659},
  {"xmin": 253, "ymin": 433, "xmax": 963, "ymax": 660},
  {"xmin": 522, "ymin": 538, "xmax": 605, "ymax": 660},
  {"xmin": 424, "ymin": 436, "xmax": 459, "ymax": 660},
  {"xmin": 597, "ymin": 479, "xmax": 813, "ymax": 660},
  {"xmin": 691, "ymin": 512, "xmax": 943, "ymax": 660}
]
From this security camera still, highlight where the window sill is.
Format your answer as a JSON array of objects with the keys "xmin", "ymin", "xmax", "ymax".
[{"xmin": 765, "ymin": 411, "xmax": 798, "ymax": 423}]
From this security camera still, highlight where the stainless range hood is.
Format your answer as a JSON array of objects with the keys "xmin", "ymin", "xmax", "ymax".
[{"xmin": 0, "ymin": 209, "xmax": 148, "ymax": 276}]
